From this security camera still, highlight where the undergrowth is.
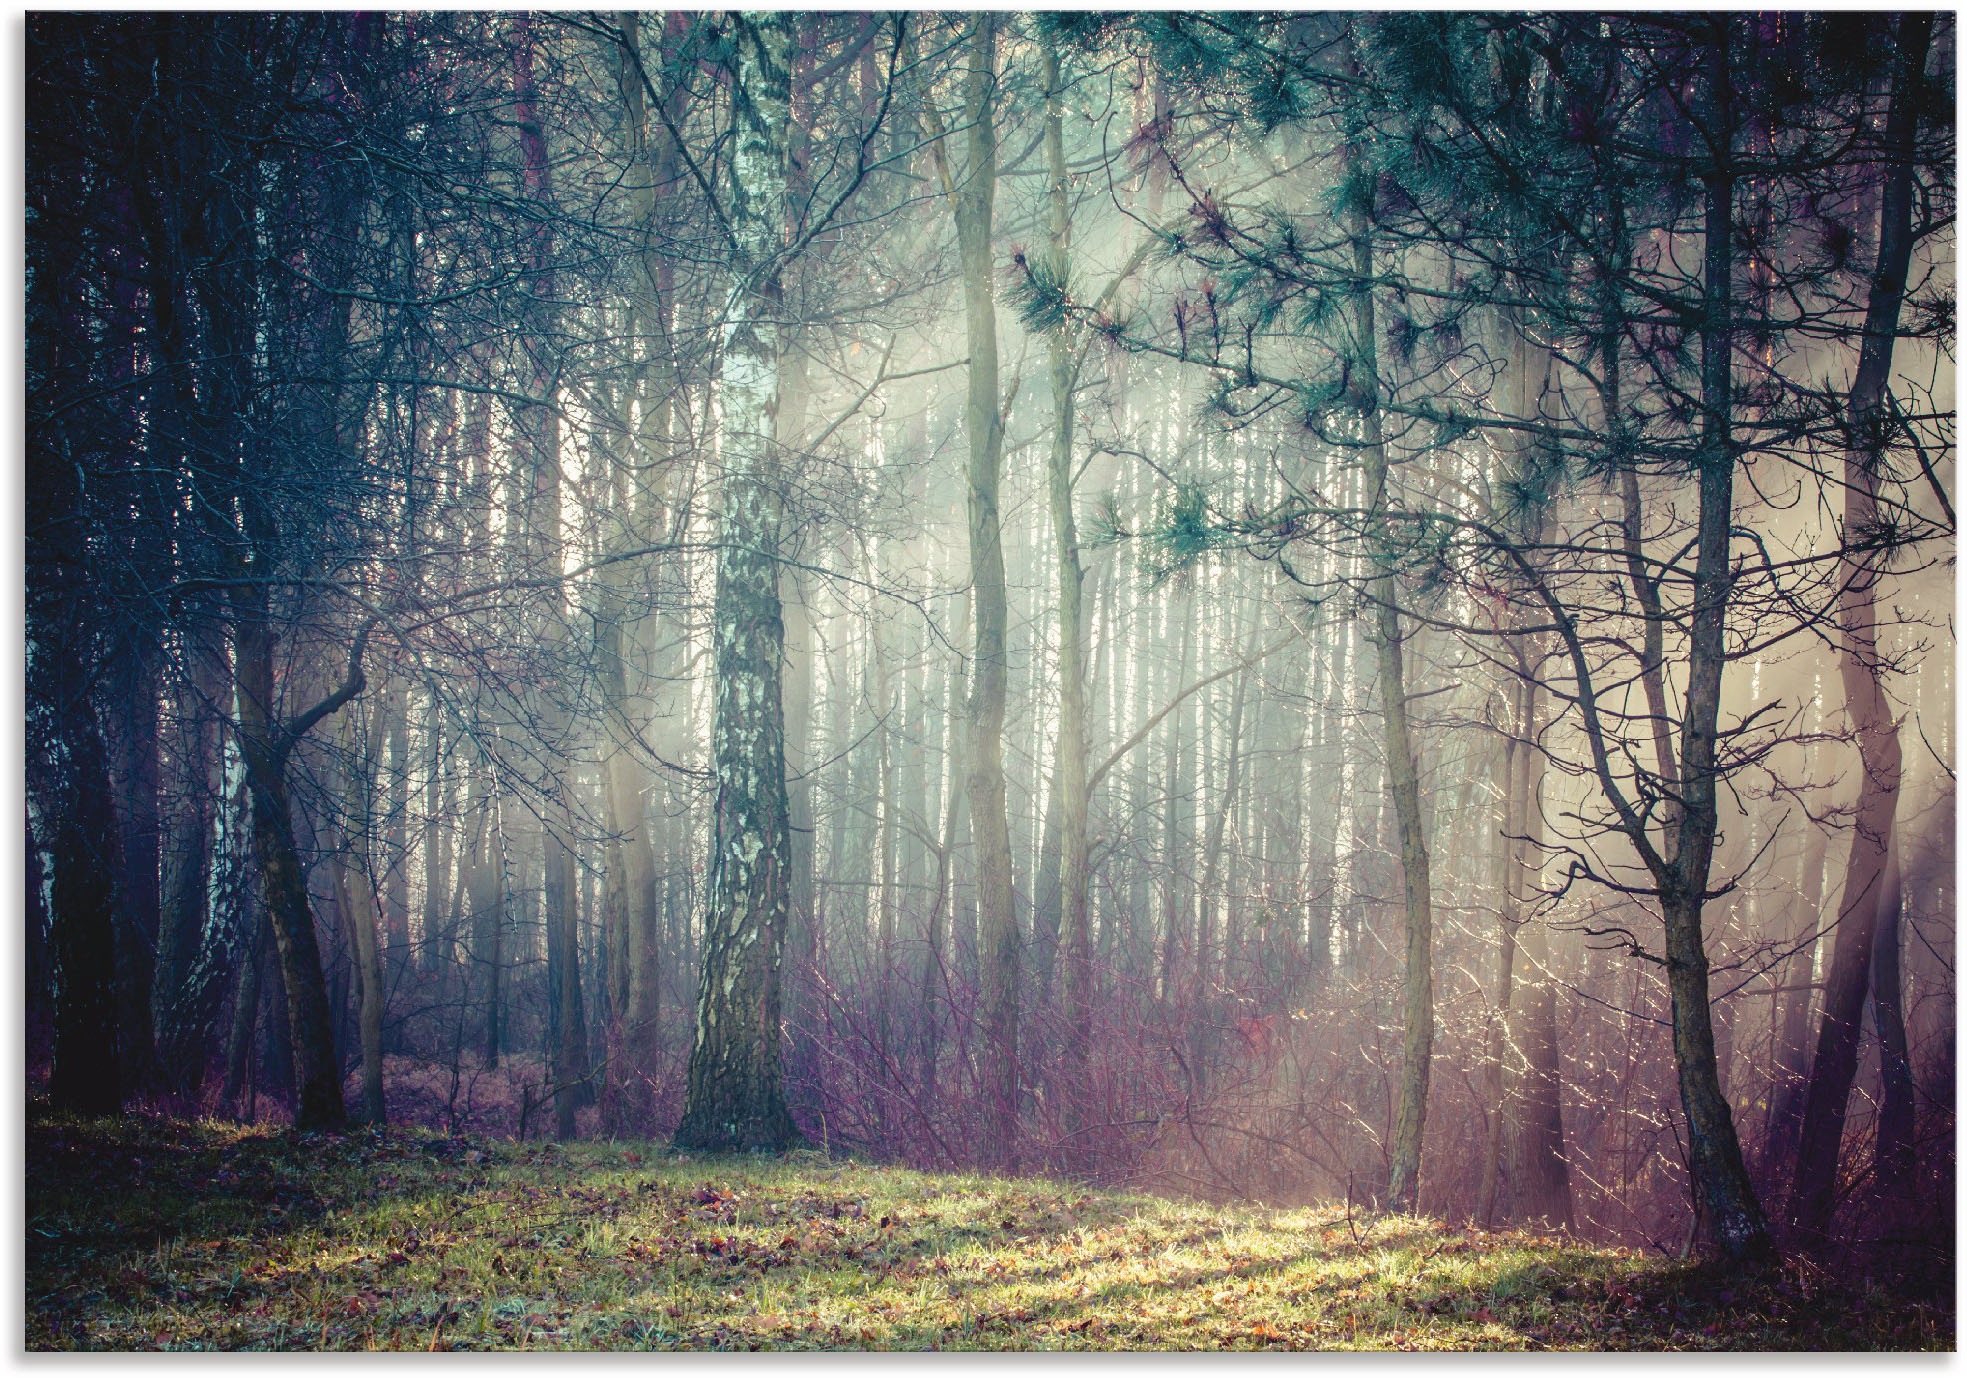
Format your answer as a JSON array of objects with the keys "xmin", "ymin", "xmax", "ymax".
[{"xmin": 26, "ymin": 1112, "xmax": 1949, "ymax": 1351}]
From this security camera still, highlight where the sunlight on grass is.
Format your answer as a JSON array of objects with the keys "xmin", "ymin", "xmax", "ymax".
[{"xmin": 26, "ymin": 1115, "xmax": 1948, "ymax": 1351}]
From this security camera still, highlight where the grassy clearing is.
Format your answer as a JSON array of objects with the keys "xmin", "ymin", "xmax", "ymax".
[{"xmin": 26, "ymin": 1113, "xmax": 1947, "ymax": 1351}]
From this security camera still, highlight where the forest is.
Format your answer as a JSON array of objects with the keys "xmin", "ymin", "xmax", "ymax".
[{"xmin": 24, "ymin": 10, "xmax": 1957, "ymax": 1349}]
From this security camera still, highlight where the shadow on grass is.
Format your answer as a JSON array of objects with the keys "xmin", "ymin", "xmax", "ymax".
[
  {"xmin": 27, "ymin": 1108, "xmax": 504, "ymax": 1340},
  {"xmin": 27, "ymin": 1117, "xmax": 1953, "ymax": 1353}
]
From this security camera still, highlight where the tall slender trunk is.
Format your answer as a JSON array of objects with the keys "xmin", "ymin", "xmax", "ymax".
[
  {"xmin": 1786, "ymin": 10, "xmax": 1931, "ymax": 1244},
  {"xmin": 336, "ymin": 707, "xmax": 387, "ymax": 1125},
  {"xmin": 27, "ymin": 150, "xmax": 125, "ymax": 1114},
  {"xmin": 1032, "ymin": 772, "xmax": 1064, "ymax": 1003},
  {"xmin": 27, "ymin": 626, "xmax": 127, "ymax": 1116},
  {"xmin": 510, "ymin": 18, "xmax": 588, "ymax": 1138},
  {"xmin": 1504, "ymin": 677, "xmax": 1572, "ymax": 1228},
  {"xmin": 874, "ymin": 611, "xmax": 899, "ymax": 1089},
  {"xmin": 1476, "ymin": 715, "xmax": 1517, "ymax": 1227},
  {"xmin": 593, "ymin": 363, "xmax": 646, "ymax": 1136},
  {"xmin": 1492, "ymin": 323, "xmax": 1571, "ymax": 1229},
  {"xmin": 419, "ymin": 698, "xmax": 453, "ymax": 981},
  {"xmin": 222, "ymin": 910, "xmax": 268, "ymax": 1111},
  {"xmin": 382, "ymin": 682, "xmax": 411, "ymax": 978},
  {"xmin": 231, "ymin": 598, "xmax": 350, "ymax": 1133},
  {"xmin": 946, "ymin": 14, "xmax": 1018, "ymax": 1172},
  {"xmin": 466, "ymin": 761, "xmax": 503, "ymax": 1070},
  {"xmin": 917, "ymin": 590, "xmax": 970, "ymax": 1105},
  {"xmin": 607, "ymin": 10, "xmax": 688, "ymax": 1134},
  {"xmin": 154, "ymin": 625, "xmax": 229, "ymax": 1091},
  {"xmin": 782, "ymin": 563, "xmax": 820, "ymax": 1116},
  {"xmin": 778, "ymin": 32, "xmax": 823, "ymax": 1129},
  {"xmin": 1663, "ymin": 26, "xmax": 1767, "ymax": 1259},
  {"xmin": 1158, "ymin": 589, "xmax": 1195, "ymax": 1004},
  {"xmin": 1195, "ymin": 629, "xmax": 1253, "ymax": 1000},
  {"xmin": 600, "ymin": 646, "xmax": 663, "ymax": 1128},
  {"xmin": 546, "ymin": 820, "xmax": 586, "ymax": 1135},
  {"xmin": 106, "ymin": 628, "xmax": 163, "ymax": 1094},
  {"xmin": 674, "ymin": 11, "xmax": 801, "ymax": 1153},
  {"xmin": 1763, "ymin": 817, "xmax": 1826, "ymax": 1161},
  {"xmin": 1350, "ymin": 217, "xmax": 1434, "ymax": 1215},
  {"xmin": 1869, "ymin": 840, "xmax": 1915, "ymax": 1206}
]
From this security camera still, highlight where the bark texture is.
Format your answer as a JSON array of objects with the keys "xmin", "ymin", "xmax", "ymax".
[{"xmin": 674, "ymin": 10, "xmax": 802, "ymax": 1154}]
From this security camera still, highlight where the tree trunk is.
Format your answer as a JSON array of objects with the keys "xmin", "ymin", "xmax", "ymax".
[
  {"xmin": 222, "ymin": 910, "xmax": 268, "ymax": 1112},
  {"xmin": 917, "ymin": 589, "xmax": 970, "ymax": 1106},
  {"xmin": 1869, "ymin": 841, "xmax": 1915, "ymax": 1206},
  {"xmin": 1476, "ymin": 720, "xmax": 1517, "ymax": 1228},
  {"xmin": 466, "ymin": 764, "xmax": 503, "ymax": 1070},
  {"xmin": 781, "ymin": 565, "xmax": 819, "ymax": 1119},
  {"xmin": 1158, "ymin": 588, "xmax": 1195, "ymax": 1005},
  {"xmin": 1663, "ymin": 36, "xmax": 1767, "ymax": 1258},
  {"xmin": 336, "ymin": 707, "xmax": 387, "ymax": 1125},
  {"xmin": 1786, "ymin": 10, "xmax": 1930, "ymax": 1244},
  {"xmin": 153, "ymin": 626, "xmax": 228, "ymax": 1093},
  {"xmin": 602, "ymin": 684, "xmax": 663, "ymax": 1130},
  {"xmin": 1032, "ymin": 770, "xmax": 1063, "ymax": 1005},
  {"xmin": 231, "ymin": 592, "xmax": 348, "ymax": 1133},
  {"xmin": 600, "ymin": 10, "xmax": 686, "ymax": 1135},
  {"xmin": 673, "ymin": 11, "xmax": 801, "ymax": 1154},
  {"xmin": 27, "ymin": 626, "xmax": 126, "ymax": 1117},
  {"xmin": 547, "ymin": 822, "xmax": 586, "ymax": 1136},
  {"xmin": 382, "ymin": 681, "xmax": 411, "ymax": 978},
  {"xmin": 1026, "ymin": 66, "xmax": 1088, "ymax": 997},
  {"xmin": 874, "ymin": 611, "xmax": 899, "ymax": 1094},
  {"xmin": 1493, "ymin": 326, "xmax": 1572, "ymax": 1231},
  {"xmin": 948, "ymin": 14, "xmax": 1019, "ymax": 1173},
  {"xmin": 106, "ymin": 626, "xmax": 164, "ymax": 1095},
  {"xmin": 510, "ymin": 18, "xmax": 588, "ymax": 1138},
  {"xmin": 1762, "ymin": 818, "xmax": 1826, "ymax": 1163},
  {"xmin": 419, "ymin": 698, "xmax": 453, "ymax": 981},
  {"xmin": 775, "ymin": 28, "xmax": 825, "ymax": 1136},
  {"xmin": 1504, "ymin": 680, "xmax": 1572, "ymax": 1230},
  {"xmin": 1350, "ymin": 218, "xmax": 1434, "ymax": 1215}
]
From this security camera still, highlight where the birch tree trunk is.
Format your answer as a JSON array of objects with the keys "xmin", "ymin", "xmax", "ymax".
[
  {"xmin": 674, "ymin": 10, "xmax": 801, "ymax": 1153},
  {"xmin": 154, "ymin": 626, "xmax": 229, "ymax": 1091}
]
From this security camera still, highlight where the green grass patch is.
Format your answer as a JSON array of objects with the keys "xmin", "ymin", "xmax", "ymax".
[{"xmin": 26, "ymin": 1113, "xmax": 1948, "ymax": 1351}]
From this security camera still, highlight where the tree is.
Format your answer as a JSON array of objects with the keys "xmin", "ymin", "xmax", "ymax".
[
  {"xmin": 1038, "ymin": 32, "xmax": 1095, "ymax": 1170},
  {"xmin": 673, "ymin": 11, "xmax": 804, "ymax": 1154},
  {"xmin": 920, "ymin": 13, "xmax": 1020, "ymax": 1171},
  {"xmin": 1786, "ymin": 10, "xmax": 1937, "ymax": 1242}
]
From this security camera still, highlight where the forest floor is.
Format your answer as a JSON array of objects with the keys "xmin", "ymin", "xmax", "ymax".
[{"xmin": 26, "ymin": 1111, "xmax": 1949, "ymax": 1351}]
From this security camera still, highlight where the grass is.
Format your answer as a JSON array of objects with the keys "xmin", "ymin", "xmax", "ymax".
[{"xmin": 26, "ymin": 1112, "xmax": 1950, "ymax": 1351}]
